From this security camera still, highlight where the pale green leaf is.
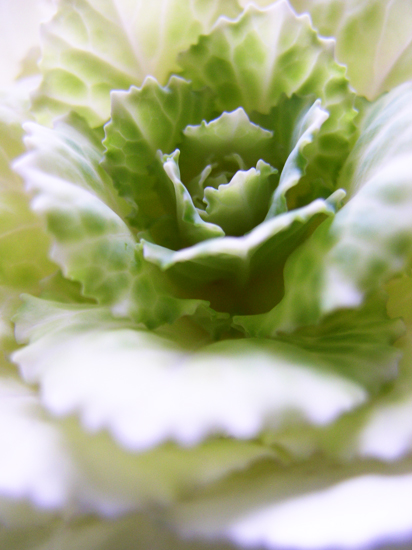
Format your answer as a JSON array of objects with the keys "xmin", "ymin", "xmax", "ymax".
[
  {"xmin": 13, "ymin": 297, "xmax": 365, "ymax": 452},
  {"xmin": 179, "ymin": 0, "xmax": 357, "ymax": 178},
  {"xmin": 33, "ymin": 0, "xmax": 242, "ymax": 126},
  {"xmin": 291, "ymin": 0, "xmax": 412, "ymax": 99},
  {"xmin": 171, "ymin": 456, "xmax": 412, "ymax": 550},
  {"xmin": 142, "ymin": 192, "xmax": 342, "ymax": 299},
  {"xmin": 0, "ymin": 370, "xmax": 272, "ymax": 527},
  {"xmin": 161, "ymin": 150, "xmax": 224, "ymax": 245},
  {"xmin": 0, "ymin": 80, "xmax": 55, "ymax": 304},
  {"xmin": 14, "ymin": 115, "xmax": 207, "ymax": 328},
  {"xmin": 315, "ymin": 276, "xmax": 412, "ymax": 462},
  {"xmin": 239, "ymin": 83, "xmax": 412, "ymax": 334},
  {"xmin": 179, "ymin": 107, "xmax": 274, "ymax": 185},
  {"xmin": 200, "ymin": 160, "xmax": 278, "ymax": 237},
  {"xmin": 265, "ymin": 99, "xmax": 328, "ymax": 218},
  {"xmin": 63, "ymin": 417, "xmax": 277, "ymax": 512},
  {"xmin": 0, "ymin": 512, "xmax": 236, "ymax": 550}
]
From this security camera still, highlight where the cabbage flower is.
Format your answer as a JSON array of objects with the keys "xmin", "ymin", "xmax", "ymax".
[{"xmin": 2, "ymin": 1, "xmax": 412, "ymax": 549}]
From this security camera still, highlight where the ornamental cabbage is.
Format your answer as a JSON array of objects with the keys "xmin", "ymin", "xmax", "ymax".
[{"xmin": 2, "ymin": 1, "xmax": 412, "ymax": 549}]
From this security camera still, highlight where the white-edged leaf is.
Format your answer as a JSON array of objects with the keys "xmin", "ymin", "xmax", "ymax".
[
  {"xmin": 14, "ymin": 115, "xmax": 208, "ymax": 328},
  {"xmin": 239, "ymin": 83, "xmax": 412, "ymax": 334},
  {"xmin": 172, "ymin": 456, "xmax": 412, "ymax": 550},
  {"xmin": 143, "ymin": 192, "xmax": 342, "ymax": 288},
  {"xmin": 291, "ymin": 0, "xmax": 412, "ymax": 99},
  {"xmin": 13, "ymin": 297, "xmax": 365, "ymax": 452},
  {"xmin": 265, "ymin": 99, "xmax": 329, "ymax": 217},
  {"xmin": 33, "ymin": 0, "xmax": 242, "ymax": 126}
]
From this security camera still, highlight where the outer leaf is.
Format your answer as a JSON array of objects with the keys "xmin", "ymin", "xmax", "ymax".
[
  {"xmin": 0, "ymin": 81, "xmax": 55, "ymax": 293},
  {"xmin": 33, "ymin": 0, "xmax": 241, "ymax": 126},
  {"xmin": 0, "ymin": 185, "xmax": 54, "ymax": 292},
  {"xmin": 272, "ymin": 294, "xmax": 403, "ymax": 393},
  {"xmin": 0, "ymin": 512, "xmax": 236, "ymax": 550},
  {"xmin": 0, "ymin": 80, "xmax": 56, "ymax": 363},
  {"xmin": 291, "ymin": 0, "xmax": 412, "ymax": 99},
  {"xmin": 0, "ymin": 359, "xmax": 272, "ymax": 524},
  {"xmin": 0, "ymin": 376, "xmax": 76, "ymax": 517},
  {"xmin": 317, "ymin": 276, "xmax": 412, "ymax": 463},
  {"xmin": 237, "ymin": 291, "xmax": 403, "ymax": 395},
  {"xmin": 14, "ymin": 115, "xmax": 206, "ymax": 328},
  {"xmin": 240, "ymin": 83, "xmax": 412, "ymax": 334},
  {"xmin": 0, "ymin": 0, "xmax": 56, "ymax": 87},
  {"xmin": 171, "ymin": 456, "xmax": 412, "ymax": 550},
  {"xmin": 13, "ymin": 297, "xmax": 365, "ymax": 452},
  {"xmin": 63, "ymin": 418, "xmax": 277, "ymax": 513}
]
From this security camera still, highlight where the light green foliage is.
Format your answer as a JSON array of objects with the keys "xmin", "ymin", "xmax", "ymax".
[
  {"xmin": 33, "ymin": 0, "xmax": 241, "ymax": 126},
  {"xmin": 265, "ymin": 99, "xmax": 328, "ymax": 217},
  {"xmin": 179, "ymin": 0, "xmax": 357, "ymax": 187},
  {"xmin": 291, "ymin": 0, "xmax": 412, "ymax": 99},
  {"xmin": 4, "ymin": 1, "xmax": 412, "ymax": 549},
  {"xmin": 0, "ymin": 85, "xmax": 55, "ymax": 294},
  {"xmin": 236, "ymin": 292, "xmax": 404, "ymax": 392},
  {"xmin": 14, "ymin": 115, "xmax": 210, "ymax": 328},
  {"xmin": 201, "ymin": 161, "xmax": 278, "ymax": 237},
  {"xmin": 238, "ymin": 83, "xmax": 412, "ymax": 335},
  {"xmin": 103, "ymin": 76, "xmax": 215, "ymax": 246},
  {"xmin": 13, "ymin": 296, "xmax": 365, "ymax": 451},
  {"xmin": 180, "ymin": 1, "xmax": 344, "ymax": 114}
]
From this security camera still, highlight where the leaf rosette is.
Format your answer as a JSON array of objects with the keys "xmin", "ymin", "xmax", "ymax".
[
  {"xmin": 12, "ymin": 0, "xmax": 405, "ymax": 463},
  {"xmin": 5, "ymin": 0, "xmax": 412, "ymax": 548},
  {"xmin": 84, "ymin": 1, "xmax": 358, "ymax": 326}
]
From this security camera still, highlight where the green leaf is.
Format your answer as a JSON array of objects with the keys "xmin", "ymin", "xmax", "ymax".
[
  {"xmin": 33, "ymin": 0, "xmax": 242, "ymax": 126},
  {"xmin": 171, "ymin": 455, "xmax": 412, "ymax": 550},
  {"xmin": 179, "ymin": 107, "xmax": 274, "ymax": 185},
  {"xmin": 0, "ymin": 360, "xmax": 272, "ymax": 523},
  {"xmin": 180, "ymin": 1, "xmax": 344, "ymax": 113},
  {"xmin": 0, "ymin": 511, "xmax": 241, "ymax": 550},
  {"xmin": 240, "ymin": 83, "xmax": 412, "ymax": 333},
  {"xmin": 0, "ymin": 81, "xmax": 55, "ymax": 310},
  {"xmin": 103, "ymin": 76, "xmax": 215, "ymax": 245},
  {"xmin": 328, "ymin": 83, "xmax": 412, "ymax": 306},
  {"xmin": 161, "ymin": 150, "xmax": 224, "ymax": 245},
  {"xmin": 316, "ymin": 276, "xmax": 412, "ymax": 462},
  {"xmin": 142, "ymin": 192, "xmax": 342, "ymax": 293},
  {"xmin": 13, "ymin": 297, "xmax": 365, "ymax": 452},
  {"xmin": 63, "ymin": 418, "xmax": 277, "ymax": 512},
  {"xmin": 14, "ymin": 115, "xmax": 208, "ymax": 328},
  {"xmin": 200, "ymin": 160, "xmax": 278, "ymax": 237},
  {"xmin": 238, "ymin": 292, "xmax": 403, "ymax": 393},
  {"xmin": 291, "ymin": 0, "xmax": 412, "ymax": 99},
  {"xmin": 265, "ymin": 99, "xmax": 329, "ymax": 217},
  {"xmin": 179, "ymin": 0, "xmax": 357, "ymax": 180}
]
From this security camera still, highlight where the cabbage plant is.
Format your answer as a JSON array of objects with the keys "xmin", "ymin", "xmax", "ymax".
[{"xmin": 2, "ymin": 0, "xmax": 412, "ymax": 548}]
